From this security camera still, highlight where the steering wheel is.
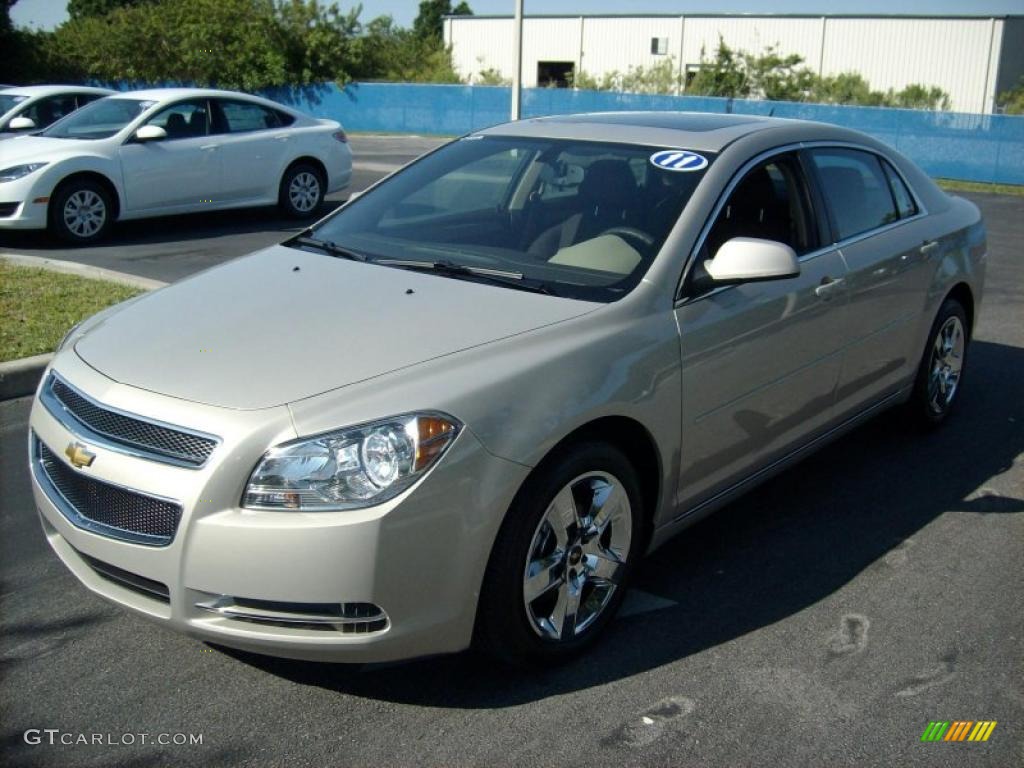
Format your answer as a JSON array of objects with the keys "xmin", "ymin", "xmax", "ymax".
[{"xmin": 597, "ymin": 226, "xmax": 656, "ymax": 251}]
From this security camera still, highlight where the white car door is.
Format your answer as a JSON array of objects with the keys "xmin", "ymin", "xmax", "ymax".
[
  {"xmin": 211, "ymin": 99, "xmax": 293, "ymax": 203},
  {"xmin": 118, "ymin": 99, "xmax": 223, "ymax": 213}
]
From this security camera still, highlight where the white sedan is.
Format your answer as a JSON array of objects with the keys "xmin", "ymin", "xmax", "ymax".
[
  {"xmin": 0, "ymin": 88, "xmax": 352, "ymax": 243},
  {"xmin": 0, "ymin": 85, "xmax": 115, "ymax": 139}
]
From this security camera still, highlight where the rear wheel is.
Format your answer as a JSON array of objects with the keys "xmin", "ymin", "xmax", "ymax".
[
  {"xmin": 278, "ymin": 163, "xmax": 324, "ymax": 219},
  {"xmin": 49, "ymin": 179, "xmax": 112, "ymax": 244},
  {"xmin": 908, "ymin": 298, "xmax": 969, "ymax": 426},
  {"xmin": 475, "ymin": 442, "xmax": 643, "ymax": 666}
]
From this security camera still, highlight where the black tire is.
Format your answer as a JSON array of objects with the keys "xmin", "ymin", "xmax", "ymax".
[
  {"xmin": 908, "ymin": 297, "xmax": 969, "ymax": 427},
  {"xmin": 475, "ymin": 442, "xmax": 644, "ymax": 667},
  {"xmin": 278, "ymin": 163, "xmax": 324, "ymax": 219},
  {"xmin": 49, "ymin": 178, "xmax": 113, "ymax": 244}
]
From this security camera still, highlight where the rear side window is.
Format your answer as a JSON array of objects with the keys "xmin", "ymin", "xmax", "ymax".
[
  {"xmin": 218, "ymin": 100, "xmax": 284, "ymax": 132},
  {"xmin": 881, "ymin": 160, "xmax": 918, "ymax": 219},
  {"xmin": 811, "ymin": 148, "xmax": 899, "ymax": 241}
]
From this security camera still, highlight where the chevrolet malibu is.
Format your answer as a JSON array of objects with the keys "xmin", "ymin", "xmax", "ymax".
[
  {"xmin": 0, "ymin": 87, "xmax": 351, "ymax": 243},
  {"xmin": 28, "ymin": 113, "xmax": 985, "ymax": 665}
]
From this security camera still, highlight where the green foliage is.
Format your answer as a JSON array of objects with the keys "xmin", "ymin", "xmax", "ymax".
[
  {"xmin": 998, "ymin": 77, "xmax": 1024, "ymax": 115},
  {"xmin": 412, "ymin": 0, "xmax": 470, "ymax": 42},
  {"xmin": 474, "ymin": 57, "xmax": 509, "ymax": 85},
  {"xmin": 572, "ymin": 38, "xmax": 951, "ymax": 111},
  {"xmin": 352, "ymin": 14, "xmax": 461, "ymax": 83},
  {"xmin": 67, "ymin": 0, "xmax": 157, "ymax": 20}
]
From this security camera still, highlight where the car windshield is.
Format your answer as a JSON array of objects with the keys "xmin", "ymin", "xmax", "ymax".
[
  {"xmin": 0, "ymin": 93, "xmax": 29, "ymax": 117},
  {"xmin": 308, "ymin": 135, "xmax": 714, "ymax": 301},
  {"xmin": 42, "ymin": 97, "xmax": 152, "ymax": 140}
]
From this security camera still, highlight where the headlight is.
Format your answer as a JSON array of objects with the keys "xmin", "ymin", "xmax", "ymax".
[
  {"xmin": 243, "ymin": 413, "xmax": 460, "ymax": 511},
  {"xmin": 0, "ymin": 162, "xmax": 47, "ymax": 183}
]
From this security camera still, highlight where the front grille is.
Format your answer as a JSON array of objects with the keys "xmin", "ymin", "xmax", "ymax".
[
  {"xmin": 36, "ymin": 438, "xmax": 182, "ymax": 546},
  {"xmin": 0, "ymin": 202, "xmax": 19, "ymax": 217},
  {"xmin": 47, "ymin": 374, "xmax": 218, "ymax": 467},
  {"xmin": 77, "ymin": 549, "xmax": 170, "ymax": 603}
]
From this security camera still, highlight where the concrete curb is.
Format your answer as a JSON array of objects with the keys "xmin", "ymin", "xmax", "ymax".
[
  {"xmin": 0, "ymin": 353, "xmax": 52, "ymax": 401},
  {"xmin": 1, "ymin": 253, "xmax": 166, "ymax": 400},
  {"xmin": 0, "ymin": 252, "xmax": 168, "ymax": 291}
]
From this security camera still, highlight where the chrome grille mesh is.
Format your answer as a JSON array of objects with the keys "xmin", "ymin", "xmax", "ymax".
[
  {"xmin": 49, "ymin": 375, "xmax": 217, "ymax": 466},
  {"xmin": 37, "ymin": 440, "xmax": 182, "ymax": 545}
]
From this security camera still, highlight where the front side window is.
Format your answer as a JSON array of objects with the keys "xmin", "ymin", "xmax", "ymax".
[
  {"xmin": 811, "ymin": 148, "xmax": 899, "ymax": 241},
  {"xmin": 705, "ymin": 153, "xmax": 818, "ymax": 258},
  {"xmin": 307, "ymin": 136, "xmax": 714, "ymax": 301},
  {"xmin": 21, "ymin": 94, "xmax": 78, "ymax": 129},
  {"xmin": 145, "ymin": 100, "xmax": 210, "ymax": 139},
  {"xmin": 42, "ymin": 98, "xmax": 151, "ymax": 140}
]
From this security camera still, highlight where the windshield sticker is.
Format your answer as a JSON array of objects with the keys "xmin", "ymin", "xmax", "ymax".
[{"xmin": 649, "ymin": 150, "xmax": 708, "ymax": 172}]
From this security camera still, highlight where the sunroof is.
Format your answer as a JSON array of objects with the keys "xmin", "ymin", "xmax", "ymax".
[{"xmin": 546, "ymin": 112, "xmax": 769, "ymax": 132}]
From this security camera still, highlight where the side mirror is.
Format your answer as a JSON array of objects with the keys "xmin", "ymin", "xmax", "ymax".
[
  {"xmin": 704, "ymin": 237, "xmax": 800, "ymax": 285},
  {"xmin": 8, "ymin": 116, "xmax": 36, "ymax": 131},
  {"xmin": 134, "ymin": 124, "xmax": 167, "ymax": 142}
]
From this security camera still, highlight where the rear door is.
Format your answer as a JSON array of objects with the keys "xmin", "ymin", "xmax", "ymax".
[
  {"xmin": 674, "ymin": 151, "xmax": 853, "ymax": 510},
  {"xmin": 808, "ymin": 148, "xmax": 935, "ymax": 415},
  {"xmin": 211, "ymin": 99, "xmax": 293, "ymax": 203}
]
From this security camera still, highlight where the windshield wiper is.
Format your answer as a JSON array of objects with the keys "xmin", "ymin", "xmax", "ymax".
[
  {"xmin": 375, "ymin": 259, "xmax": 557, "ymax": 296},
  {"xmin": 289, "ymin": 235, "xmax": 368, "ymax": 263}
]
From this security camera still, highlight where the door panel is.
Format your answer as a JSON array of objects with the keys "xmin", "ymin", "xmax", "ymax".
[
  {"xmin": 675, "ymin": 249, "xmax": 850, "ymax": 508},
  {"xmin": 118, "ymin": 100, "xmax": 221, "ymax": 212}
]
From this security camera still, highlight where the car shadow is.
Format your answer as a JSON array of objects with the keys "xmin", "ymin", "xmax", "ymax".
[
  {"xmin": 0, "ymin": 200, "xmax": 345, "ymax": 251},
  {"xmin": 218, "ymin": 338, "xmax": 1023, "ymax": 706}
]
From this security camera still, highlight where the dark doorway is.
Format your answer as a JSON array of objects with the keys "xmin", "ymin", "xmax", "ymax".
[{"xmin": 537, "ymin": 61, "xmax": 575, "ymax": 88}]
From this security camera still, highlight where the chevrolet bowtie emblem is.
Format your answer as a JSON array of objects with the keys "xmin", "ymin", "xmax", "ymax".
[{"xmin": 65, "ymin": 442, "xmax": 96, "ymax": 469}]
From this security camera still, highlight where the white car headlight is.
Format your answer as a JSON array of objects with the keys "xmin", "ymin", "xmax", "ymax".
[
  {"xmin": 243, "ymin": 413, "xmax": 460, "ymax": 511},
  {"xmin": 0, "ymin": 162, "xmax": 47, "ymax": 183}
]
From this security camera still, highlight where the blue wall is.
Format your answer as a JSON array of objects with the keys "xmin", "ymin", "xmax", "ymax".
[{"xmin": 267, "ymin": 82, "xmax": 1024, "ymax": 186}]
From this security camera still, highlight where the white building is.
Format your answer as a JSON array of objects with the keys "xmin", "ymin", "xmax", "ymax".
[{"xmin": 444, "ymin": 13, "xmax": 1024, "ymax": 114}]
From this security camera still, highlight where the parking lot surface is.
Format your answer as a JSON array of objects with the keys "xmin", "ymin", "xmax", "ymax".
[{"xmin": 1, "ymin": 137, "xmax": 1021, "ymax": 767}]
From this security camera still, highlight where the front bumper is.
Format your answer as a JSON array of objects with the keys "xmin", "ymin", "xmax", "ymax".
[
  {"xmin": 0, "ymin": 173, "xmax": 48, "ymax": 229},
  {"xmin": 28, "ymin": 352, "xmax": 529, "ymax": 662}
]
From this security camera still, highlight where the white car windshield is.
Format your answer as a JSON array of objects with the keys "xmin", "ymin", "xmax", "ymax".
[
  {"xmin": 308, "ymin": 135, "xmax": 714, "ymax": 302},
  {"xmin": 42, "ymin": 97, "xmax": 153, "ymax": 140}
]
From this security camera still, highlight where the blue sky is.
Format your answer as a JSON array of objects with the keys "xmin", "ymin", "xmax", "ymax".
[{"xmin": 12, "ymin": 0, "xmax": 1024, "ymax": 30}]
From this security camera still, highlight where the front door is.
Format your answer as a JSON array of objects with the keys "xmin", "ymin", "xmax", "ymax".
[
  {"xmin": 674, "ymin": 152, "xmax": 852, "ymax": 511},
  {"xmin": 118, "ymin": 99, "xmax": 222, "ymax": 213}
]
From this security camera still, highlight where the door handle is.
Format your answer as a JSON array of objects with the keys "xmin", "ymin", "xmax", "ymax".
[
  {"xmin": 920, "ymin": 240, "xmax": 940, "ymax": 256},
  {"xmin": 814, "ymin": 276, "xmax": 845, "ymax": 300}
]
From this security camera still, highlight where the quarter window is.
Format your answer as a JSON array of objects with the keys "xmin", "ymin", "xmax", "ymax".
[
  {"xmin": 811, "ymin": 148, "xmax": 899, "ymax": 241},
  {"xmin": 881, "ymin": 160, "xmax": 918, "ymax": 219}
]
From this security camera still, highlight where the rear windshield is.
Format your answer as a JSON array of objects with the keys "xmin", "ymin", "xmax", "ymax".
[{"xmin": 309, "ymin": 135, "xmax": 714, "ymax": 302}]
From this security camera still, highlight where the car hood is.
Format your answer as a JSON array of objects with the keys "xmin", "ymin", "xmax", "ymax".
[
  {"xmin": 0, "ymin": 134, "xmax": 104, "ymax": 162},
  {"xmin": 74, "ymin": 245, "xmax": 599, "ymax": 409}
]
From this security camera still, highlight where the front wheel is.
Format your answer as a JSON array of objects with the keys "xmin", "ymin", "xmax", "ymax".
[
  {"xmin": 908, "ymin": 298, "xmax": 969, "ymax": 426},
  {"xmin": 49, "ymin": 179, "xmax": 112, "ymax": 244},
  {"xmin": 475, "ymin": 442, "xmax": 643, "ymax": 666},
  {"xmin": 278, "ymin": 163, "xmax": 324, "ymax": 219}
]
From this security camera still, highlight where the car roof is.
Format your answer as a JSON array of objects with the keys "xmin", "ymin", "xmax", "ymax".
[
  {"xmin": 478, "ymin": 111, "xmax": 860, "ymax": 153},
  {"xmin": 116, "ymin": 87, "xmax": 282, "ymax": 104},
  {"xmin": 0, "ymin": 84, "xmax": 115, "ymax": 97}
]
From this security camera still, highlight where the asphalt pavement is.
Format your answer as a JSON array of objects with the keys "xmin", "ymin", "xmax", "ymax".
[{"xmin": 0, "ymin": 138, "xmax": 1021, "ymax": 767}]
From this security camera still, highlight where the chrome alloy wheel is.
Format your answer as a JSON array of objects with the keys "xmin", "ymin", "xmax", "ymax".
[
  {"xmin": 288, "ymin": 171, "xmax": 321, "ymax": 212},
  {"xmin": 63, "ymin": 189, "xmax": 106, "ymax": 238},
  {"xmin": 523, "ymin": 472, "xmax": 632, "ymax": 641},
  {"xmin": 928, "ymin": 315, "xmax": 965, "ymax": 414}
]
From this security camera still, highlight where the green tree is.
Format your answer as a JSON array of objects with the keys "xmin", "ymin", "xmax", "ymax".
[
  {"xmin": 997, "ymin": 77, "xmax": 1024, "ymax": 114},
  {"xmin": 412, "ymin": 0, "xmax": 470, "ymax": 42},
  {"xmin": 686, "ymin": 39, "xmax": 751, "ymax": 98},
  {"xmin": 352, "ymin": 13, "xmax": 461, "ymax": 83},
  {"xmin": 67, "ymin": 0, "xmax": 157, "ymax": 20},
  {"xmin": 890, "ymin": 83, "xmax": 950, "ymax": 111}
]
